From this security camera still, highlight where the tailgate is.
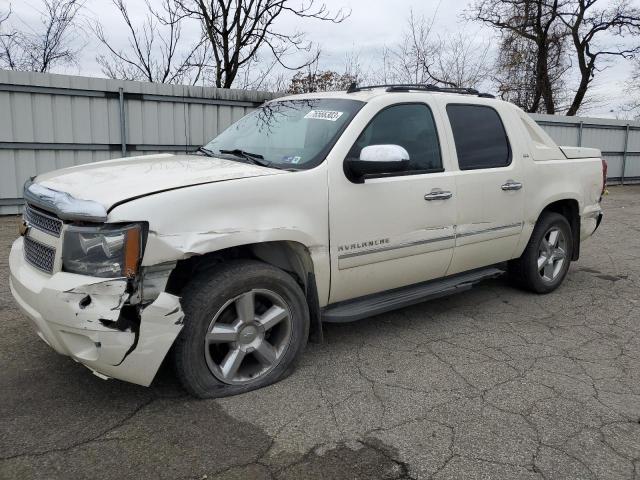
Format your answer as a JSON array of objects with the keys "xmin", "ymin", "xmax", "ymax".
[{"xmin": 560, "ymin": 146, "xmax": 601, "ymax": 159}]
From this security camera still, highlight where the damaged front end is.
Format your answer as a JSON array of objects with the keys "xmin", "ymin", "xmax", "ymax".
[
  {"xmin": 58, "ymin": 265, "xmax": 185, "ymax": 385},
  {"xmin": 9, "ymin": 231, "xmax": 184, "ymax": 387},
  {"xmin": 8, "ymin": 181, "xmax": 188, "ymax": 386}
]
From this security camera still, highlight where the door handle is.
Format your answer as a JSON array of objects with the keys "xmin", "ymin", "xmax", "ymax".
[
  {"xmin": 424, "ymin": 190, "xmax": 453, "ymax": 201},
  {"xmin": 501, "ymin": 180, "xmax": 523, "ymax": 191}
]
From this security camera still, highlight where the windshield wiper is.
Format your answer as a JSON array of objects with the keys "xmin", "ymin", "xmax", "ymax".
[
  {"xmin": 218, "ymin": 149, "xmax": 271, "ymax": 167},
  {"xmin": 197, "ymin": 146, "xmax": 217, "ymax": 157}
]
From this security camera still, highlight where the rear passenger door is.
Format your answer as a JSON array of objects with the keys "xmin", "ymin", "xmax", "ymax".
[{"xmin": 443, "ymin": 103, "xmax": 525, "ymax": 275}]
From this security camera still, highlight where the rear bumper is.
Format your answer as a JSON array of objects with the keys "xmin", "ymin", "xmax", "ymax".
[
  {"xmin": 9, "ymin": 237, "xmax": 183, "ymax": 386},
  {"xmin": 580, "ymin": 209, "xmax": 603, "ymax": 241},
  {"xmin": 594, "ymin": 212, "xmax": 603, "ymax": 233}
]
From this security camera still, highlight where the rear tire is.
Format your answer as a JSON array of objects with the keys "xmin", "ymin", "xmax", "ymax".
[
  {"xmin": 173, "ymin": 260, "xmax": 309, "ymax": 398},
  {"xmin": 508, "ymin": 212, "xmax": 573, "ymax": 294}
]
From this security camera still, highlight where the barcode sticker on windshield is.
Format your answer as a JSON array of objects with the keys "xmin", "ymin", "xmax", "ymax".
[{"xmin": 304, "ymin": 110, "xmax": 344, "ymax": 121}]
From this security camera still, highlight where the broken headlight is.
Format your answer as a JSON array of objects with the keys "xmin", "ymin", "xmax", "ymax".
[{"xmin": 62, "ymin": 223, "xmax": 144, "ymax": 278}]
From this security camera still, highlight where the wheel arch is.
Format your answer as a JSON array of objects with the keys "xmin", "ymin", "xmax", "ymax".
[
  {"xmin": 164, "ymin": 240, "xmax": 324, "ymax": 342},
  {"xmin": 537, "ymin": 198, "xmax": 580, "ymax": 261}
]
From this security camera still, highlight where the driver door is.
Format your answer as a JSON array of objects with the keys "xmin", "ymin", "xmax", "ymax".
[{"xmin": 328, "ymin": 101, "xmax": 458, "ymax": 304}]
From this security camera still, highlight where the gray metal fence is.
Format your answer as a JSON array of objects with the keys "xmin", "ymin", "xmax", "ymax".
[
  {"xmin": 1, "ymin": 70, "xmax": 638, "ymax": 214},
  {"xmin": 0, "ymin": 70, "xmax": 277, "ymax": 214},
  {"xmin": 531, "ymin": 113, "xmax": 640, "ymax": 183}
]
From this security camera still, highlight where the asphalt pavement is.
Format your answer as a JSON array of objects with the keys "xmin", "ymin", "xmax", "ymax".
[{"xmin": 1, "ymin": 186, "xmax": 639, "ymax": 480}]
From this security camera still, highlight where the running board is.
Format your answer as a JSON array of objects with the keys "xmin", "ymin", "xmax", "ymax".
[{"xmin": 322, "ymin": 267, "xmax": 504, "ymax": 323}]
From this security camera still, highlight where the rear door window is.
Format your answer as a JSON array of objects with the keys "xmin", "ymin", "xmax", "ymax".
[{"xmin": 446, "ymin": 104, "xmax": 511, "ymax": 170}]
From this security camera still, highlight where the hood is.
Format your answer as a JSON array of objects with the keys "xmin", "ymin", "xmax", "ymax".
[{"xmin": 35, "ymin": 153, "xmax": 283, "ymax": 211}]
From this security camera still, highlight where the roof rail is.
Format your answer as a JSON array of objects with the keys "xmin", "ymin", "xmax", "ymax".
[{"xmin": 345, "ymin": 82, "xmax": 495, "ymax": 99}]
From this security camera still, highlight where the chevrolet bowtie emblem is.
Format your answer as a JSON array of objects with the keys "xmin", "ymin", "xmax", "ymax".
[{"xmin": 18, "ymin": 221, "xmax": 30, "ymax": 237}]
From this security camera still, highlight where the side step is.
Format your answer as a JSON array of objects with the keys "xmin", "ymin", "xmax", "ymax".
[{"xmin": 321, "ymin": 267, "xmax": 504, "ymax": 323}]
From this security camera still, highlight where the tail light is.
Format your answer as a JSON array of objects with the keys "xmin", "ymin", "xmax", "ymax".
[{"xmin": 601, "ymin": 159, "xmax": 608, "ymax": 196}]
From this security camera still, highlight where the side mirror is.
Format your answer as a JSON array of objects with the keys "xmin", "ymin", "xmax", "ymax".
[{"xmin": 346, "ymin": 144, "xmax": 410, "ymax": 182}]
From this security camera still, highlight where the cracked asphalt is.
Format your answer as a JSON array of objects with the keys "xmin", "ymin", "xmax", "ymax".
[{"xmin": 1, "ymin": 186, "xmax": 639, "ymax": 480}]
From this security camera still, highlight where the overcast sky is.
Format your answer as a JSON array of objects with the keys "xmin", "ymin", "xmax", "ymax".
[{"xmin": 7, "ymin": 0, "xmax": 638, "ymax": 117}]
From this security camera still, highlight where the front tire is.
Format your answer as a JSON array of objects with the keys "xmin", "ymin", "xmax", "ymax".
[
  {"xmin": 173, "ymin": 260, "xmax": 309, "ymax": 398},
  {"xmin": 509, "ymin": 212, "xmax": 573, "ymax": 294}
]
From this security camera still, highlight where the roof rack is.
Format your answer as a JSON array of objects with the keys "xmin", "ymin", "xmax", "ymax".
[{"xmin": 345, "ymin": 82, "xmax": 495, "ymax": 99}]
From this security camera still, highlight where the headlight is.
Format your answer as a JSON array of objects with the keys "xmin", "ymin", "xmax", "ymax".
[{"xmin": 62, "ymin": 223, "xmax": 144, "ymax": 278}]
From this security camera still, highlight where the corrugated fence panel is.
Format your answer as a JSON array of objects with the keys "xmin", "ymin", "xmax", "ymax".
[
  {"xmin": 0, "ymin": 70, "xmax": 277, "ymax": 214},
  {"xmin": 630, "ymin": 130, "xmax": 640, "ymax": 152},
  {"xmin": 626, "ymin": 157, "xmax": 640, "ymax": 178},
  {"xmin": 604, "ymin": 154, "xmax": 624, "ymax": 179},
  {"xmin": 1, "ymin": 71, "xmax": 638, "ymax": 215},
  {"xmin": 0, "ymin": 150, "xmax": 18, "ymax": 199},
  {"xmin": 539, "ymin": 124, "xmax": 579, "ymax": 147},
  {"xmin": 0, "ymin": 91, "xmax": 12, "ymax": 140},
  {"xmin": 583, "ymin": 126, "xmax": 627, "ymax": 152}
]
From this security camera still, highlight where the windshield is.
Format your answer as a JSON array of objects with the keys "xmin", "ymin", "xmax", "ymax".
[{"xmin": 202, "ymin": 98, "xmax": 364, "ymax": 170}]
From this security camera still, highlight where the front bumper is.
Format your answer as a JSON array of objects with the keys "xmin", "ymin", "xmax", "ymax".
[{"xmin": 9, "ymin": 237, "xmax": 183, "ymax": 386}]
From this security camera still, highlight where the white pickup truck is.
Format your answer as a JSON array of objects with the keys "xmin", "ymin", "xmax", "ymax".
[{"xmin": 9, "ymin": 84, "xmax": 606, "ymax": 398}]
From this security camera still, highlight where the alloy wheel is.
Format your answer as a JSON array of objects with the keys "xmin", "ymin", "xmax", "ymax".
[
  {"xmin": 537, "ymin": 227, "xmax": 567, "ymax": 283},
  {"xmin": 204, "ymin": 289, "xmax": 292, "ymax": 385}
]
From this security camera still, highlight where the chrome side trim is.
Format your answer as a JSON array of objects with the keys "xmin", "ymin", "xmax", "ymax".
[
  {"xmin": 338, "ymin": 235, "xmax": 455, "ymax": 259},
  {"xmin": 456, "ymin": 222, "xmax": 523, "ymax": 238},
  {"xmin": 337, "ymin": 222, "xmax": 524, "ymax": 260},
  {"xmin": 24, "ymin": 180, "xmax": 108, "ymax": 223}
]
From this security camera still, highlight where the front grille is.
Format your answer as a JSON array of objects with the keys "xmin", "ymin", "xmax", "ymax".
[
  {"xmin": 24, "ymin": 205, "xmax": 63, "ymax": 237},
  {"xmin": 24, "ymin": 236, "xmax": 56, "ymax": 274}
]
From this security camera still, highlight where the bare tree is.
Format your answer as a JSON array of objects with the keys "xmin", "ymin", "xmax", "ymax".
[
  {"xmin": 174, "ymin": 0, "xmax": 349, "ymax": 88},
  {"xmin": 381, "ymin": 12, "xmax": 492, "ymax": 89},
  {"xmin": 560, "ymin": 0, "xmax": 640, "ymax": 115},
  {"xmin": 372, "ymin": 45, "xmax": 398, "ymax": 85},
  {"xmin": 425, "ymin": 33, "xmax": 492, "ymax": 89},
  {"xmin": 287, "ymin": 70, "xmax": 356, "ymax": 93},
  {"xmin": 623, "ymin": 57, "xmax": 640, "ymax": 118},
  {"xmin": 470, "ymin": 0, "xmax": 640, "ymax": 115},
  {"xmin": 258, "ymin": 70, "xmax": 289, "ymax": 92},
  {"xmin": 93, "ymin": 0, "xmax": 209, "ymax": 84},
  {"xmin": 494, "ymin": 27, "xmax": 570, "ymax": 112},
  {"xmin": 390, "ymin": 10, "xmax": 436, "ymax": 85},
  {"xmin": 284, "ymin": 46, "xmax": 375, "ymax": 93},
  {"xmin": 0, "ymin": 5, "xmax": 11, "ymax": 33},
  {"xmin": 0, "ymin": 5, "xmax": 16, "ymax": 68},
  {"xmin": 469, "ymin": 0, "xmax": 564, "ymax": 113},
  {"xmin": 342, "ymin": 49, "xmax": 370, "ymax": 85},
  {"xmin": 0, "ymin": 0, "xmax": 84, "ymax": 72}
]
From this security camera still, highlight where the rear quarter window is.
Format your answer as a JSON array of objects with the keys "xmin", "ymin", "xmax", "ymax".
[{"xmin": 446, "ymin": 104, "xmax": 511, "ymax": 170}]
